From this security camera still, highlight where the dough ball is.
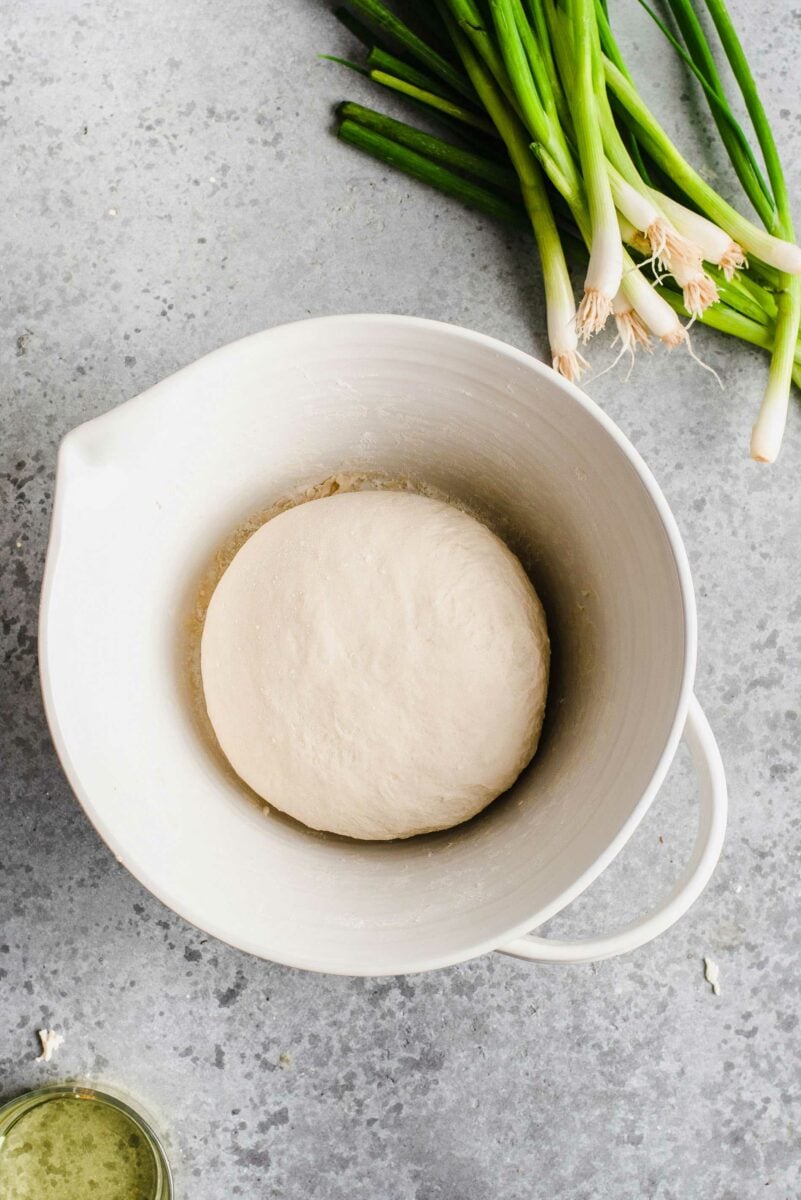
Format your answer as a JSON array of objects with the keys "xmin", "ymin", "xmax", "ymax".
[{"xmin": 201, "ymin": 490, "xmax": 549, "ymax": 840}]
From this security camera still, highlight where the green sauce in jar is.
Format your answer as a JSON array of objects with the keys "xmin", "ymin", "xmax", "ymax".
[{"xmin": 0, "ymin": 1087, "xmax": 170, "ymax": 1200}]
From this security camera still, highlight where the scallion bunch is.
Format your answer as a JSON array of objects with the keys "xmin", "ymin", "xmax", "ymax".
[{"xmin": 324, "ymin": 0, "xmax": 801, "ymax": 462}]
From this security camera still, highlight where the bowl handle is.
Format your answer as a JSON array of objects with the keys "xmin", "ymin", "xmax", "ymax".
[{"xmin": 496, "ymin": 693, "xmax": 727, "ymax": 964}]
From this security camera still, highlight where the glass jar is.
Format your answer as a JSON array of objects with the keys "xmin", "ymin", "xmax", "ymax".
[{"xmin": 0, "ymin": 1082, "xmax": 172, "ymax": 1200}]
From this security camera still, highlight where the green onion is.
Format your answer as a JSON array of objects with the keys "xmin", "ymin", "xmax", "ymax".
[
  {"xmin": 323, "ymin": 0, "xmax": 801, "ymax": 458},
  {"xmin": 649, "ymin": 190, "xmax": 746, "ymax": 279},
  {"xmin": 621, "ymin": 249, "xmax": 687, "ymax": 346},
  {"xmin": 369, "ymin": 70, "xmax": 497, "ymax": 134},
  {"xmin": 338, "ymin": 102, "xmax": 520, "ymax": 193},
  {"xmin": 607, "ymin": 163, "xmax": 708, "ymax": 288},
  {"xmin": 603, "ymin": 57, "xmax": 801, "ymax": 276},
  {"xmin": 703, "ymin": 0, "xmax": 788, "ymax": 234},
  {"xmin": 569, "ymin": 0, "xmax": 622, "ymax": 335},
  {"xmin": 365, "ymin": 47, "xmax": 465, "ymax": 101},
  {"xmin": 754, "ymin": 284, "xmax": 801, "ymax": 461},
  {"xmin": 443, "ymin": 6, "xmax": 586, "ymax": 378},
  {"xmin": 337, "ymin": 119, "xmax": 528, "ymax": 227},
  {"xmin": 343, "ymin": 0, "xmax": 476, "ymax": 100},
  {"xmin": 441, "ymin": 0, "xmax": 521, "ymax": 110},
  {"xmin": 699, "ymin": 0, "xmax": 801, "ymax": 460}
]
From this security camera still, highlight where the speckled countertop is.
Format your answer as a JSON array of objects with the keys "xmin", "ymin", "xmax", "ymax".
[{"xmin": 2, "ymin": 1, "xmax": 800, "ymax": 1196}]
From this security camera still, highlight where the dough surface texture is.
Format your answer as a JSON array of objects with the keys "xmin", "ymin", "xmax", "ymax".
[{"xmin": 201, "ymin": 490, "xmax": 549, "ymax": 840}]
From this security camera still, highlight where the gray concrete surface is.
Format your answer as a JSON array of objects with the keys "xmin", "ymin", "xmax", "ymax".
[{"xmin": 2, "ymin": 1, "xmax": 800, "ymax": 1196}]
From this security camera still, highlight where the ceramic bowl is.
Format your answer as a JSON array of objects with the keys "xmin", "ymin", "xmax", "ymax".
[{"xmin": 40, "ymin": 315, "xmax": 726, "ymax": 975}]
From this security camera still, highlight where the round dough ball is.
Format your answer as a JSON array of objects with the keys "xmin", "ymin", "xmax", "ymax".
[{"xmin": 201, "ymin": 491, "xmax": 549, "ymax": 840}]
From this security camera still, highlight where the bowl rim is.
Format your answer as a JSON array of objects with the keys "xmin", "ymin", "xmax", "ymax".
[{"xmin": 38, "ymin": 313, "xmax": 697, "ymax": 975}]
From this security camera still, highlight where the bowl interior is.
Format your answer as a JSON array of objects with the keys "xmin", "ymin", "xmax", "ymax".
[{"xmin": 41, "ymin": 316, "xmax": 691, "ymax": 974}]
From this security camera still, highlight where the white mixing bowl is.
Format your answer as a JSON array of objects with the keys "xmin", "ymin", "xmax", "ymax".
[{"xmin": 40, "ymin": 315, "xmax": 726, "ymax": 975}]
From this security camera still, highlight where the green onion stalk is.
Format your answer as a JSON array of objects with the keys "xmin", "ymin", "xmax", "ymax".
[
  {"xmin": 339, "ymin": 101, "xmax": 519, "ymax": 193},
  {"xmin": 340, "ymin": 0, "xmax": 476, "ymax": 100},
  {"xmin": 558, "ymin": 0, "xmax": 620, "ymax": 334},
  {"xmin": 368, "ymin": 69, "xmax": 497, "ymax": 133},
  {"xmin": 441, "ymin": 4, "xmax": 587, "ymax": 380},
  {"xmin": 700, "ymin": 0, "xmax": 801, "ymax": 461}
]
